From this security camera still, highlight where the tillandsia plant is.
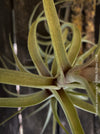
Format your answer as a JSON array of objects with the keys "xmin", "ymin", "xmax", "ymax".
[{"xmin": 0, "ymin": 0, "xmax": 100, "ymax": 134}]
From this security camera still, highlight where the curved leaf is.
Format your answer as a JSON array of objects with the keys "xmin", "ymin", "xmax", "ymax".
[
  {"xmin": 2, "ymin": 56, "xmax": 36, "ymax": 70},
  {"xmin": 0, "ymin": 68, "xmax": 57, "ymax": 89},
  {"xmin": 39, "ymin": 46, "xmax": 54, "ymax": 59},
  {"xmin": 51, "ymin": 97, "xmax": 69, "ymax": 134},
  {"xmin": 28, "ymin": 1, "xmax": 42, "ymax": 29},
  {"xmin": 40, "ymin": 104, "xmax": 52, "ymax": 134},
  {"xmin": 69, "ymin": 94, "xmax": 96, "ymax": 114},
  {"xmin": 0, "ymin": 56, "xmax": 8, "ymax": 68},
  {"xmin": 28, "ymin": 17, "xmax": 51, "ymax": 76},
  {"xmin": 61, "ymin": 21, "xmax": 81, "ymax": 66},
  {"xmin": 0, "ymin": 90, "xmax": 52, "ymax": 108},
  {"xmin": 25, "ymin": 101, "xmax": 49, "ymax": 119},
  {"xmin": 52, "ymin": 115, "xmax": 56, "ymax": 134},
  {"xmin": 43, "ymin": 0, "xmax": 71, "ymax": 73},
  {"xmin": 66, "ymin": 73, "xmax": 100, "ymax": 116},
  {"xmin": 0, "ymin": 108, "xmax": 25, "ymax": 126},
  {"xmin": 9, "ymin": 36, "xmax": 28, "ymax": 72},
  {"xmin": 76, "ymin": 45, "xmax": 97, "ymax": 65},
  {"xmin": 51, "ymin": 89, "xmax": 84, "ymax": 134}
]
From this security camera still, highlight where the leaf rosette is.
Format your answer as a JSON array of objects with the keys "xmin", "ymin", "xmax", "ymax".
[{"xmin": 0, "ymin": 0, "xmax": 100, "ymax": 134}]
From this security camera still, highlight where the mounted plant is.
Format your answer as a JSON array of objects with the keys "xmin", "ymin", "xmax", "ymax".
[{"xmin": 0, "ymin": 0, "xmax": 100, "ymax": 134}]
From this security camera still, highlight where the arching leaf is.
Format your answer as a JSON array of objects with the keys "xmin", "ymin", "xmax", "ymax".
[
  {"xmin": 28, "ymin": 17, "xmax": 51, "ymax": 76},
  {"xmin": 43, "ymin": 0, "xmax": 71, "ymax": 74},
  {"xmin": 0, "ymin": 68, "xmax": 57, "ymax": 89},
  {"xmin": 0, "ymin": 90, "xmax": 52, "ymax": 108}
]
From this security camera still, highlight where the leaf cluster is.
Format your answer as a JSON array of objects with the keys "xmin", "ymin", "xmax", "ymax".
[{"xmin": 0, "ymin": 0, "xmax": 100, "ymax": 134}]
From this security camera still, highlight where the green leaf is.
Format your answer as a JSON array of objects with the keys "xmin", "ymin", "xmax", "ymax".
[
  {"xmin": 0, "ymin": 68, "xmax": 57, "ymax": 89},
  {"xmin": 76, "ymin": 45, "xmax": 97, "ymax": 65},
  {"xmin": 28, "ymin": 17, "xmax": 51, "ymax": 76},
  {"xmin": 52, "ymin": 115, "xmax": 56, "ymax": 134},
  {"xmin": 42, "ymin": 0, "xmax": 71, "ymax": 73},
  {"xmin": 37, "ymin": 33, "xmax": 50, "ymax": 40},
  {"xmin": 62, "ymin": 28, "xmax": 69, "ymax": 45},
  {"xmin": 2, "ymin": 56, "xmax": 36, "ymax": 70},
  {"xmin": 3, "ymin": 85, "xmax": 21, "ymax": 97},
  {"xmin": 67, "ymin": 91, "xmax": 88, "ymax": 101},
  {"xmin": 66, "ymin": 73, "xmax": 100, "ymax": 116},
  {"xmin": 37, "ymin": 39, "xmax": 51, "ymax": 46},
  {"xmin": 0, "ymin": 56, "xmax": 8, "ymax": 68},
  {"xmin": 40, "ymin": 104, "xmax": 52, "ymax": 134},
  {"xmin": 25, "ymin": 101, "xmax": 49, "ymax": 119},
  {"xmin": 51, "ymin": 59, "xmax": 57, "ymax": 77},
  {"xmin": 0, "ymin": 108, "xmax": 25, "ymax": 126},
  {"xmin": 82, "ymin": 38, "xmax": 96, "ymax": 46},
  {"xmin": 28, "ymin": 1, "xmax": 42, "ymax": 29},
  {"xmin": 69, "ymin": 94, "xmax": 96, "ymax": 114},
  {"xmin": 51, "ymin": 97, "xmax": 69, "ymax": 134},
  {"xmin": 64, "ymin": 83, "xmax": 85, "ymax": 90},
  {"xmin": 0, "ymin": 90, "xmax": 52, "ymax": 108},
  {"xmin": 9, "ymin": 36, "xmax": 28, "ymax": 72},
  {"xmin": 39, "ymin": 46, "xmax": 54, "ymax": 59},
  {"xmin": 61, "ymin": 21, "xmax": 81, "ymax": 66},
  {"xmin": 51, "ymin": 89, "xmax": 84, "ymax": 134}
]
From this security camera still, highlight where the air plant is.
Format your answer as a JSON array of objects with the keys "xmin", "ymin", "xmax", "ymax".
[{"xmin": 0, "ymin": 0, "xmax": 100, "ymax": 134}]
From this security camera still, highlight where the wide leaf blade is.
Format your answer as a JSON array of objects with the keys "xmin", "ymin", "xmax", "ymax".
[
  {"xmin": 69, "ymin": 94, "xmax": 96, "ymax": 114},
  {"xmin": 51, "ymin": 89, "xmax": 84, "ymax": 134},
  {"xmin": 0, "ymin": 90, "xmax": 52, "ymax": 108},
  {"xmin": 28, "ymin": 17, "xmax": 51, "ymax": 76},
  {"xmin": 61, "ymin": 22, "xmax": 81, "ymax": 66},
  {"xmin": 51, "ymin": 97, "xmax": 69, "ymax": 134},
  {"xmin": 42, "ymin": 0, "xmax": 71, "ymax": 73},
  {"xmin": 0, "ymin": 68, "xmax": 57, "ymax": 89}
]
